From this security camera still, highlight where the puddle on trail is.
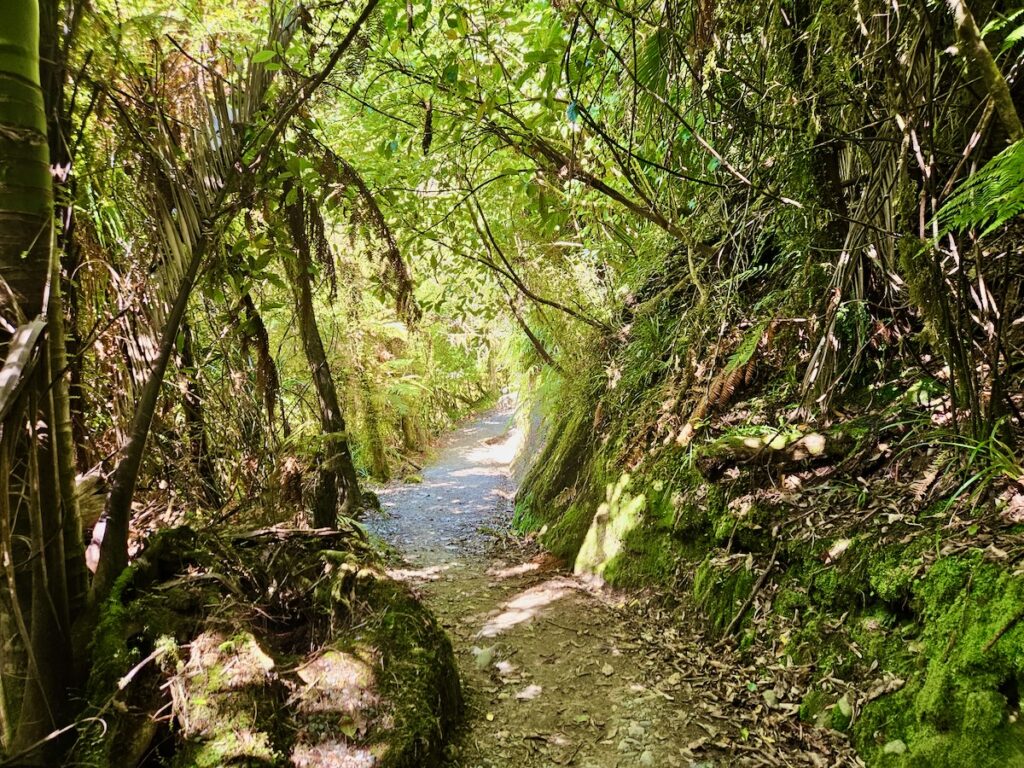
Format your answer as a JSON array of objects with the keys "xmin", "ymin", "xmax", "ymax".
[{"xmin": 365, "ymin": 409, "xmax": 707, "ymax": 768}]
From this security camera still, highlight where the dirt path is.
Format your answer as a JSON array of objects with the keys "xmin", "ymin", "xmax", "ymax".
[{"xmin": 366, "ymin": 407, "xmax": 706, "ymax": 768}]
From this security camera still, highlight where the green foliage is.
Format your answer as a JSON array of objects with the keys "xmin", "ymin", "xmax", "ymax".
[
  {"xmin": 938, "ymin": 141, "xmax": 1024, "ymax": 236},
  {"xmin": 725, "ymin": 320, "xmax": 771, "ymax": 373},
  {"xmin": 982, "ymin": 8, "xmax": 1024, "ymax": 53},
  {"xmin": 919, "ymin": 419, "xmax": 1023, "ymax": 512},
  {"xmin": 855, "ymin": 555, "xmax": 1024, "ymax": 767}
]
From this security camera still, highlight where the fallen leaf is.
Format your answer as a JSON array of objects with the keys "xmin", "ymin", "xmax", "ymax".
[
  {"xmin": 516, "ymin": 684, "xmax": 543, "ymax": 701},
  {"xmin": 472, "ymin": 645, "xmax": 495, "ymax": 669},
  {"xmin": 824, "ymin": 538, "xmax": 851, "ymax": 564}
]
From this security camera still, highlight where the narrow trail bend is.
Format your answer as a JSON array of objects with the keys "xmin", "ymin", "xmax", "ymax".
[{"xmin": 366, "ymin": 407, "xmax": 705, "ymax": 768}]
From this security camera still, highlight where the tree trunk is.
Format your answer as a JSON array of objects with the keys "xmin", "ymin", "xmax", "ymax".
[
  {"xmin": 507, "ymin": 295, "xmax": 562, "ymax": 374},
  {"xmin": 0, "ymin": 20, "xmax": 51, "ymax": 323},
  {"xmin": 0, "ymin": 1, "xmax": 76, "ymax": 758},
  {"xmin": 359, "ymin": 370, "xmax": 390, "ymax": 481},
  {"xmin": 239, "ymin": 292, "xmax": 289, "ymax": 437},
  {"xmin": 282, "ymin": 251, "xmax": 361, "ymax": 526},
  {"xmin": 946, "ymin": 0, "xmax": 1023, "ymax": 142},
  {"xmin": 400, "ymin": 413, "xmax": 423, "ymax": 452},
  {"xmin": 181, "ymin": 322, "xmax": 222, "ymax": 508},
  {"xmin": 39, "ymin": 0, "xmax": 87, "ymax": 623},
  {"xmin": 93, "ymin": 241, "xmax": 206, "ymax": 601}
]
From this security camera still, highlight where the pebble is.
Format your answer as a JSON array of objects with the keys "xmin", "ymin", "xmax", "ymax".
[
  {"xmin": 640, "ymin": 750, "xmax": 655, "ymax": 766},
  {"xmin": 628, "ymin": 722, "xmax": 646, "ymax": 739}
]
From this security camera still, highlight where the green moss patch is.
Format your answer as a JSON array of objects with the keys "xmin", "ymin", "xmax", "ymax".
[
  {"xmin": 73, "ymin": 526, "xmax": 461, "ymax": 768},
  {"xmin": 693, "ymin": 554, "xmax": 755, "ymax": 637},
  {"xmin": 855, "ymin": 554, "xmax": 1024, "ymax": 767},
  {"xmin": 514, "ymin": 405, "xmax": 596, "ymax": 535}
]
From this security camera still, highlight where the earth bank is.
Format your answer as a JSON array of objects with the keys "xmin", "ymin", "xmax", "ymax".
[{"xmin": 513, "ymin": 261, "xmax": 1024, "ymax": 767}]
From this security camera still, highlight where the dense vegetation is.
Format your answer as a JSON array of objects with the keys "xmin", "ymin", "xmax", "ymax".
[{"xmin": 0, "ymin": 0, "xmax": 1022, "ymax": 764}]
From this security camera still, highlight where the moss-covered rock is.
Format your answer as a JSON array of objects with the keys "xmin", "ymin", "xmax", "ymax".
[
  {"xmin": 72, "ymin": 526, "xmax": 461, "ymax": 768},
  {"xmin": 514, "ymin": 404, "xmax": 597, "ymax": 535},
  {"xmin": 693, "ymin": 554, "xmax": 755, "ymax": 636},
  {"xmin": 574, "ymin": 472, "xmax": 646, "ymax": 577}
]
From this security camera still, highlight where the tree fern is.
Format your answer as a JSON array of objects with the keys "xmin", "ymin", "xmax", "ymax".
[{"xmin": 938, "ymin": 140, "xmax": 1024, "ymax": 236}]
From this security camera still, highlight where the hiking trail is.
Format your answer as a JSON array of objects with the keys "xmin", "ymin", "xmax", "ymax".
[{"xmin": 366, "ymin": 407, "xmax": 705, "ymax": 768}]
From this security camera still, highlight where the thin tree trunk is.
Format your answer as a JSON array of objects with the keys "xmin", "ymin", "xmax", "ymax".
[
  {"xmin": 282, "ymin": 252, "xmax": 361, "ymax": 525},
  {"xmin": 93, "ymin": 240, "xmax": 206, "ymax": 601},
  {"xmin": 39, "ymin": 28, "xmax": 88, "ymax": 626},
  {"xmin": 946, "ymin": 0, "xmax": 1023, "ymax": 142},
  {"xmin": 359, "ymin": 370, "xmax": 390, "ymax": 481},
  {"xmin": 239, "ymin": 293, "xmax": 289, "ymax": 437},
  {"xmin": 400, "ymin": 414, "xmax": 423, "ymax": 452},
  {"xmin": 181, "ymin": 322, "xmax": 222, "ymax": 508},
  {"xmin": 506, "ymin": 295, "xmax": 563, "ymax": 374}
]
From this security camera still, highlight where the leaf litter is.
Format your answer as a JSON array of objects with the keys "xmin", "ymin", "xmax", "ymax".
[{"xmin": 367, "ymin": 408, "xmax": 860, "ymax": 767}]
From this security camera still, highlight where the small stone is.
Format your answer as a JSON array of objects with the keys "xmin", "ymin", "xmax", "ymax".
[
  {"xmin": 628, "ymin": 722, "xmax": 646, "ymax": 739},
  {"xmin": 640, "ymin": 750, "xmax": 655, "ymax": 766}
]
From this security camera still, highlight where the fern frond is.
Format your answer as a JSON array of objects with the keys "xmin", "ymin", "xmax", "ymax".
[
  {"xmin": 938, "ymin": 140, "xmax": 1024, "ymax": 236},
  {"xmin": 725, "ymin": 320, "xmax": 769, "ymax": 373}
]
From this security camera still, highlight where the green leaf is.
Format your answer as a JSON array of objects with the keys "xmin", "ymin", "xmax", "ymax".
[{"xmin": 524, "ymin": 49, "xmax": 556, "ymax": 64}]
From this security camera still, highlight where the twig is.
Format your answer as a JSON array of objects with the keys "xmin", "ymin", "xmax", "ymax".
[
  {"xmin": 983, "ymin": 607, "xmax": 1024, "ymax": 653},
  {"xmin": 0, "ymin": 647, "xmax": 166, "ymax": 766},
  {"xmin": 716, "ymin": 542, "xmax": 779, "ymax": 646},
  {"xmin": 117, "ymin": 646, "xmax": 167, "ymax": 691}
]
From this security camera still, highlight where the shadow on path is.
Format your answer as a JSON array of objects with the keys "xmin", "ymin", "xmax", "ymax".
[{"xmin": 366, "ymin": 408, "xmax": 704, "ymax": 768}]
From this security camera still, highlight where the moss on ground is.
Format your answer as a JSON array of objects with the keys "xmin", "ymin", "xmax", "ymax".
[
  {"xmin": 854, "ymin": 554, "xmax": 1024, "ymax": 767},
  {"xmin": 72, "ymin": 527, "xmax": 461, "ymax": 768}
]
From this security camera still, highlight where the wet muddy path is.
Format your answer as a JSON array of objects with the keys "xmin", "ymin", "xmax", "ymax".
[{"xmin": 366, "ymin": 408, "xmax": 705, "ymax": 768}]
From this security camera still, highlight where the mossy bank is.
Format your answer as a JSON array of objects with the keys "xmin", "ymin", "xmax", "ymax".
[
  {"xmin": 513, "ymin": 253, "xmax": 1024, "ymax": 766},
  {"xmin": 73, "ymin": 525, "xmax": 461, "ymax": 768}
]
